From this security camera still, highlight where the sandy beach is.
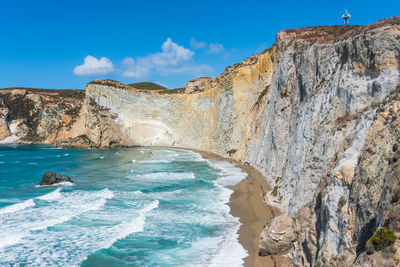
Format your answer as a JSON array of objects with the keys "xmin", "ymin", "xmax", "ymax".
[
  {"xmin": 230, "ymin": 164, "xmax": 291, "ymax": 267},
  {"xmin": 194, "ymin": 149, "xmax": 290, "ymax": 267}
]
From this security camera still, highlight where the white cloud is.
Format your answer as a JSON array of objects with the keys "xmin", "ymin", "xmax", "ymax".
[
  {"xmin": 158, "ymin": 64, "xmax": 213, "ymax": 76},
  {"xmin": 121, "ymin": 57, "xmax": 152, "ymax": 78},
  {"xmin": 190, "ymin": 38, "xmax": 207, "ymax": 49},
  {"xmin": 73, "ymin": 55, "xmax": 114, "ymax": 76},
  {"xmin": 208, "ymin": 43, "xmax": 224, "ymax": 54},
  {"xmin": 121, "ymin": 38, "xmax": 212, "ymax": 79}
]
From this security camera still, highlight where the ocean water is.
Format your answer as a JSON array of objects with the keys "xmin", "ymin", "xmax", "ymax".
[{"xmin": 0, "ymin": 145, "xmax": 248, "ymax": 266}]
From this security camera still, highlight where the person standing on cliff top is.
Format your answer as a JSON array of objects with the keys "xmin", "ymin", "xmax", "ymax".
[{"xmin": 342, "ymin": 9, "xmax": 351, "ymax": 25}]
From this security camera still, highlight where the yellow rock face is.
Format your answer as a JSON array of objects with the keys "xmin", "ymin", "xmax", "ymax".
[{"xmin": 86, "ymin": 47, "xmax": 275, "ymax": 160}]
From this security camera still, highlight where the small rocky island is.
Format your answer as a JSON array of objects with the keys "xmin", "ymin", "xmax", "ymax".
[{"xmin": 38, "ymin": 172, "xmax": 73, "ymax": 186}]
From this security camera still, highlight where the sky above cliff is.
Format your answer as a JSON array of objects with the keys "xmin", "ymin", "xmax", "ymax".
[{"xmin": 0, "ymin": 0, "xmax": 398, "ymax": 89}]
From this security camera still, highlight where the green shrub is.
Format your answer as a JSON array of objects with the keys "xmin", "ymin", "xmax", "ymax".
[
  {"xmin": 227, "ymin": 149, "xmax": 237, "ymax": 156},
  {"xmin": 272, "ymin": 186, "xmax": 279, "ymax": 197},
  {"xmin": 366, "ymin": 227, "xmax": 396, "ymax": 254}
]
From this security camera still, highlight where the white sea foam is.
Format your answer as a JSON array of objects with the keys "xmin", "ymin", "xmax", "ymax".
[
  {"xmin": 210, "ymin": 160, "xmax": 248, "ymax": 187},
  {"xmin": 35, "ymin": 181, "xmax": 74, "ymax": 187},
  {"xmin": 103, "ymin": 200, "xmax": 159, "ymax": 247},
  {"xmin": 0, "ymin": 199, "xmax": 35, "ymax": 215},
  {"xmin": 0, "ymin": 188, "xmax": 114, "ymax": 250},
  {"xmin": 99, "ymin": 156, "xmax": 105, "ymax": 159},
  {"xmin": 131, "ymin": 159, "xmax": 136, "ymax": 163},
  {"xmin": 28, "ymin": 162, "xmax": 39, "ymax": 165},
  {"xmin": 0, "ymin": 148, "xmax": 248, "ymax": 266},
  {"xmin": 37, "ymin": 188, "xmax": 62, "ymax": 201},
  {"xmin": 132, "ymin": 172, "xmax": 195, "ymax": 181},
  {"xmin": 0, "ymin": 198, "xmax": 157, "ymax": 266},
  {"xmin": 141, "ymin": 159, "xmax": 172, "ymax": 163}
]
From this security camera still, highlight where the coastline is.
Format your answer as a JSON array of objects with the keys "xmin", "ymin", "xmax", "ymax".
[
  {"xmin": 5, "ymin": 144, "xmax": 287, "ymax": 266},
  {"xmin": 195, "ymin": 150, "xmax": 290, "ymax": 267}
]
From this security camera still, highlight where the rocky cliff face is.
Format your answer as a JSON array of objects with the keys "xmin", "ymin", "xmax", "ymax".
[
  {"xmin": 0, "ymin": 88, "xmax": 127, "ymax": 147},
  {"xmin": 1, "ymin": 17, "xmax": 399, "ymax": 266},
  {"xmin": 252, "ymin": 19, "xmax": 400, "ymax": 266},
  {"xmin": 0, "ymin": 89, "xmax": 84, "ymax": 144},
  {"xmin": 85, "ymin": 48, "xmax": 274, "ymax": 159}
]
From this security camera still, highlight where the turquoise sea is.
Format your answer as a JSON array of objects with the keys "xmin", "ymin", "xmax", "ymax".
[{"xmin": 0, "ymin": 145, "xmax": 247, "ymax": 266}]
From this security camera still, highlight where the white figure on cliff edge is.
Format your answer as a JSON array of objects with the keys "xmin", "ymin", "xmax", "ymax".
[{"xmin": 342, "ymin": 9, "xmax": 351, "ymax": 25}]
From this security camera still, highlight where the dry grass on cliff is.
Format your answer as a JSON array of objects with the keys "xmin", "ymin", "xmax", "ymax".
[
  {"xmin": 281, "ymin": 16, "xmax": 400, "ymax": 44},
  {"xmin": 0, "ymin": 88, "xmax": 85, "ymax": 99}
]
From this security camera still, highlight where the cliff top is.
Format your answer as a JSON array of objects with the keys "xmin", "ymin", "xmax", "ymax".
[
  {"xmin": 88, "ymin": 17, "xmax": 399, "ymax": 95},
  {"xmin": 0, "ymin": 87, "xmax": 85, "ymax": 99},
  {"xmin": 88, "ymin": 79, "xmax": 186, "ymax": 94},
  {"xmin": 278, "ymin": 16, "xmax": 400, "ymax": 44},
  {"xmin": 128, "ymin": 82, "xmax": 167, "ymax": 90}
]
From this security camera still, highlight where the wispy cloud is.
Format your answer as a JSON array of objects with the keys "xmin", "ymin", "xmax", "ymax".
[
  {"xmin": 121, "ymin": 57, "xmax": 152, "ymax": 79},
  {"xmin": 208, "ymin": 43, "xmax": 224, "ymax": 54},
  {"xmin": 158, "ymin": 64, "xmax": 213, "ymax": 76},
  {"xmin": 190, "ymin": 38, "xmax": 207, "ymax": 49},
  {"xmin": 121, "ymin": 38, "xmax": 212, "ymax": 79},
  {"xmin": 73, "ymin": 55, "xmax": 114, "ymax": 76},
  {"xmin": 191, "ymin": 38, "xmax": 225, "ymax": 55}
]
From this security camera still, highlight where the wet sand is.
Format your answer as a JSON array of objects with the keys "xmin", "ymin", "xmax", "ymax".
[
  {"xmin": 230, "ymin": 164, "xmax": 290, "ymax": 267},
  {"xmin": 194, "ymin": 149, "xmax": 291, "ymax": 267}
]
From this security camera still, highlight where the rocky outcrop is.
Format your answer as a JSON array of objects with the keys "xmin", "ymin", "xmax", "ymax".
[
  {"xmin": 1, "ymin": 17, "xmax": 400, "ymax": 266},
  {"xmin": 259, "ymin": 214, "xmax": 296, "ymax": 255},
  {"xmin": 38, "ymin": 172, "xmax": 73, "ymax": 186},
  {"xmin": 185, "ymin": 77, "xmax": 217, "ymax": 93},
  {"xmin": 0, "ymin": 89, "xmax": 85, "ymax": 144},
  {"xmin": 0, "ymin": 88, "xmax": 128, "ymax": 147},
  {"xmin": 250, "ymin": 19, "xmax": 400, "ymax": 266}
]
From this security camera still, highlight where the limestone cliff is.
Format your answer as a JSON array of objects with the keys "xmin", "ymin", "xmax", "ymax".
[
  {"xmin": 84, "ymin": 47, "xmax": 274, "ymax": 159},
  {"xmin": 0, "ymin": 88, "xmax": 126, "ymax": 147},
  {"xmin": 1, "ymin": 17, "xmax": 400, "ymax": 266}
]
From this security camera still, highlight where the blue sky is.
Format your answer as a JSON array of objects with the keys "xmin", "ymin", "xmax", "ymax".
[{"xmin": 0, "ymin": 0, "xmax": 398, "ymax": 89}]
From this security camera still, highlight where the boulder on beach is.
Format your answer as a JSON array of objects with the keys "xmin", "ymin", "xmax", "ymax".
[
  {"xmin": 259, "ymin": 214, "xmax": 296, "ymax": 256},
  {"xmin": 38, "ymin": 172, "xmax": 73, "ymax": 186}
]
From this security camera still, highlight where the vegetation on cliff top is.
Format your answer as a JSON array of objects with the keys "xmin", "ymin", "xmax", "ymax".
[
  {"xmin": 0, "ymin": 88, "xmax": 85, "ymax": 99},
  {"xmin": 128, "ymin": 82, "xmax": 167, "ymax": 90},
  {"xmin": 127, "ymin": 82, "xmax": 186, "ymax": 94}
]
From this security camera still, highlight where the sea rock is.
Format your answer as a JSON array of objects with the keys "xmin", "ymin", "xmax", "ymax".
[
  {"xmin": 39, "ymin": 172, "xmax": 73, "ymax": 186},
  {"xmin": 259, "ymin": 214, "xmax": 296, "ymax": 255}
]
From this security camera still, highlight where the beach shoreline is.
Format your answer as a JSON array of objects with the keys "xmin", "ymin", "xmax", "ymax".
[
  {"xmin": 194, "ymin": 149, "xmax": 290, "ymax": 267},
  {"xmin": 8, "ymin": 144, "xmax": 288, "ymax": 266}
]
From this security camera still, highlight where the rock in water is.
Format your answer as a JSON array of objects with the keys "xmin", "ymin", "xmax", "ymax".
[{"xmin": 39, "ymin": 172, "xmax": 73, "ymax": 186}]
